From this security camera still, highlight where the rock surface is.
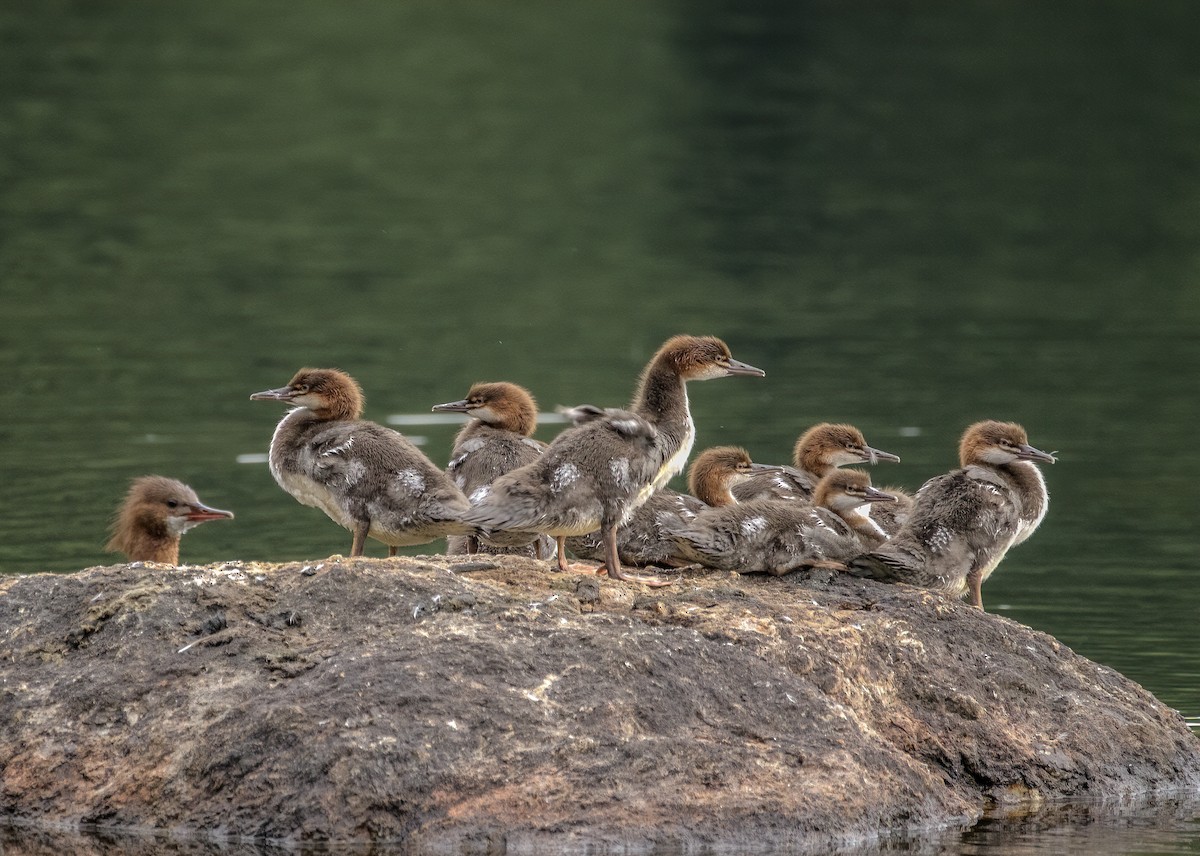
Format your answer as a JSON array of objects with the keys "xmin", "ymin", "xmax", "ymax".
[{"xmin": 1, "ymin": 555, "xmax": 1198, "ymax": 851}]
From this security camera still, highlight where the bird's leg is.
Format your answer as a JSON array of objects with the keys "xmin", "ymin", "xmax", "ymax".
[
  {"xmin": 967, "ymin": 569, "xmax": 984, "ymax": 609},
  {"xmin": 351, "ymin": 521, "xmax": 369, "ymax": 557},
  {"xmin": 603, "ymin": 525, "xmax": 673, "ymax": 588},
  {"xmin": 388, "ymin": 546, "xmax": 398, "ymax": 558},
  {"xmin": 549, "ymin": 534, "xmax": 610, "ymax": 576}
]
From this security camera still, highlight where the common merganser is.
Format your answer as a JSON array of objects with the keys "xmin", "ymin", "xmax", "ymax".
[
  {"xmin": 733, "ymin": 423, "xmax": 900, "ymax": 502},
  {"xmin": 846, "ymin": 420, "xmax": 1055, "ymax": 609},
  {"xmin": 105, "ymin": 475, "xmax": 233, "ymax": 564},
  {"xmin": 250, "ymin": 368, "xmax": 472, "ymax": 556},
  {"xmin": 431, "ymin": 381, "xmax": 554, "ymax": 559},
  {"xmin": 663, "ymin": 469, "xmax": 896, "ymax": 576},
  {"xmin": 564, "ymin": 444, "xmax": 781, "ymax": 567},
  {"xmin": 460, "ymin": 335, "xmax": 764, "ymax": 585}
]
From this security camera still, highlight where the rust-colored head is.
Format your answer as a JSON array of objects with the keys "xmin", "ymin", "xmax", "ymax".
[
  {"xmin": 647, "ymin": 335, "xmax": 765, "ymax": 382},
  {"xmin": 793, "ymin": 423, "xmax": 901, "ymax": 474},
  {"xmin": 250, "ymin": 368, "xmax": 365, "ymax": 420},
  {"xmin": 812, "ymin": 469, "xmax": 897, "ymax": 513},
  {"xmin": 688, "ymin": 445, "xmax": 781, "ymax": 506},
  {"xmin": 431, "ymin": 382, "xmax": 538, "ymax": 436},
  {"xmin": 105, "ymin": 475, "xmax": 234, "ymax": 564},
  {"xmin": 959, "ymin": 420, "xmax": 1056, "ymax": 468}
]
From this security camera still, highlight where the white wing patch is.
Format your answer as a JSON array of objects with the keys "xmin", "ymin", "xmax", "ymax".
[
  {"xmin": 741, "ymin": 516, "xmax": 767, "ymax": 536},
  {"xmin": 396, "ymin": 469, "xmax": 426, "ymax": 494},
  {"xmin": 927, "ymin": 525, "xmax": 954, "ymax": 553},
  {"xmin": 344, "ymin": 459, "xmax": 367, "ymax": 486},
  {"xmin": 551, "ymin": 462, "xmax": 581, "ymax": 491},
  {"xmin": 322, "ymin": 437, "xmax": 355, "ymax": 457},
  {"xmin": 610, "ymin": 457, "xmax": 632, "ymax": 490},
  {"xmin": 470, "ymin": 485, "xmax": 492, "ymax": 504}
]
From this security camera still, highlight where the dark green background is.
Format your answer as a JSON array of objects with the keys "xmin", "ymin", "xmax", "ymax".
[{"xmin": 3, "ymin": 0, "xmax": 1198, "ymax": 730}]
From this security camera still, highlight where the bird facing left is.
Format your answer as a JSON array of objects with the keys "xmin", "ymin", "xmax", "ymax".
[{"xmin": 250, "ymin": 367, "xmax": 472, "ymax": 557}]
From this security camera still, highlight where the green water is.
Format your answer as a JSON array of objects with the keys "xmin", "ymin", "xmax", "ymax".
[{"xmin": 3, "ymin": 1, "xmax": 1199, "ymax": 850}]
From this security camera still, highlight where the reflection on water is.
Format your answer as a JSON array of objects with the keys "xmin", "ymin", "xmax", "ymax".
[
  {"xmin": 6, "ymin": 794, "xmax": 1200, "ymax": 855},
  {"xmin": 952, "ymin": 797, "xmax": 1200, "ymax": 856},
  {"xmin": 2, "ymin": 0, "xmax": 1200, "ymax": 851}
]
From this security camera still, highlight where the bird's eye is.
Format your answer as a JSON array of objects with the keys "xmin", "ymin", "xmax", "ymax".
[
  {"xmin": 166, "ymin": 500, "xmax": 179, "ymax": 508},
  {"xmin": 295, "ymin": 385, "xmax": 309, "ymax": 394}
]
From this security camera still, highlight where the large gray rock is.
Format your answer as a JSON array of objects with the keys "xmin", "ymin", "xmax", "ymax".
[{"xmin": 2, "ymin": 556, "xmax": 1197, "ymax": 850}]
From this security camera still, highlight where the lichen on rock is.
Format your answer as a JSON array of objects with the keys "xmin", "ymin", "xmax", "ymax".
[{"xmin": 1, "ymin": 555, "xmax": 1197, "ymax": 850}]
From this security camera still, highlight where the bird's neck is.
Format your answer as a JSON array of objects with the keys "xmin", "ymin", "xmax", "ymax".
[
  {"xmin": 1002, "ymin": 460, "xmax": 1050, "ymax": 542},
  {"xmin": 270, "ymin": 408, "xmax": 323, "ymax": 474},
  {"xmin": 795, "ymin": 448, "xmax": 833, "ymax": 478},
  {"xmin": 840, "ymin": 506, "xmax": 889, "ymax": 548},
  {"xmin": 632, "ymin": 361, "xmax": 694, "ymax": 464},
  {"xmin": 109, "ymin": 517, "xmax": 180, "ymax": 564}
]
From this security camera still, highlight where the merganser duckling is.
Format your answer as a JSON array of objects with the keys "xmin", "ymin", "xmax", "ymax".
[
  {"xmin": 250, "ymin": 368, "xmax": 472, "ymax": 557},
  {"xmin": 431, "ymin": 381, "xmax": 554, "ymax": 559},
  {"xmin": 663, "ymin": 469, "xmax": 897, "ymax": 576},
  {"xmin": 687, "ymin": 445, "xmax": 784, "ymax": 507},
  {"xmin": 460, "ymin": 335, "xmax": 764, "ymax": 585},
  {"xmin": 564, "ymin": 445, "xmax": 782, "ymax": 567},
  {"xmin": 105, "ymin": 476, "xmax": 234, "ymax": 564},
  {"xmin": 733, "ymin": 423, "xmax": 900, "ymax": 502},
  {"xmin": 846, "ymin": 420, "xmax": 1055, "ymax": 610}
]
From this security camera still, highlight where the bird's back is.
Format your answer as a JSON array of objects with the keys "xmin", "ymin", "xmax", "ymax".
[
  {"xmin": 448, "ymin": 423, "xmax": 546, "ymax": 497},
  {"xmin": 848, "ymin": 466, "xmax": 1020, "ymax": 593},
  {"xmin": 462, "ymin": 413, "xmax": 659, "ymax": 537},
  {"xmin": 566, "ymin": 486, "xmax": 705, "ymax": 566},
  {"xmin": 447, "ymin": 423, "xmax": 552, "ymax": 555},
  {"xmin": 730, "ymin": 465, "xmax": 817, "ymax": 503},
  {"xmin": 281, "ymin": 417, "xmax": 471, "ymax": 542},
  {"xmin": 662, "ymin": 499, "xmax": 859, "ymax": 575}
]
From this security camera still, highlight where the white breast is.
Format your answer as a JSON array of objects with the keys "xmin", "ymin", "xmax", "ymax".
[
  {"xmin": 278, "ymin": 468, "xmax": 354, "ymax": 529},
  {"xmin": 657, "ymin": 413, "xmax": 695, "ymax": 490},
  {"xmin": 1013, "ymin": 463, "xmax": 1049, "ymax": 545},
  {"xmin": 269, "ymin": 409, "xmax": 353, "ymax": 530}
]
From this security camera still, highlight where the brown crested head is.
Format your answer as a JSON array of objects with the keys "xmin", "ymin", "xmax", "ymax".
[
  {"xmin": 105, "ymin": 475, "xmax": 234, "ymax": 561},
  {"xmin": 433, "ymin": 381, "xmax": 538, "ymax": 436},
  {"xmin": 250, "ymin": 367, "xmax": 364, "ymax": 420},
  {"xmin": 812, "ymin": 468, "xmax": 897, "ymax": 512},
  {"xmin": 687, "ymin": 445, "xmax": 771, "ymax": 505},
  {"xmin": 646, "ymin": 335, "xmax": 765, "ymax": 382},
  {"xmin": 795, "ymin": 423, "xmax": 867, "ymax": 471},
  {"xmin": 794, "ymin": 423, "xmax": 901, "ymax": 473},
  {"xmin": 959, "ymin": 420, "xmax": 1057, "ymax": 467}
]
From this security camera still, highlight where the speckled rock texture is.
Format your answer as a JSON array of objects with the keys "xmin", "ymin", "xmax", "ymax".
[{"xmin": 2, "ymin": 555, "xmax": 1198, "ymax": 851}]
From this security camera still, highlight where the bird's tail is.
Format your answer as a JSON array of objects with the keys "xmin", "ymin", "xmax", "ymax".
[{"xmin": 844, "ymin": 551, "xmax": 921, "ymax": 583}]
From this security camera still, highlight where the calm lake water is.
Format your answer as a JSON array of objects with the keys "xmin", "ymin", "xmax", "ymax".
[{"xmin": 2, "ymin": 0, "xmax": 1199, "ymax": 852}]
